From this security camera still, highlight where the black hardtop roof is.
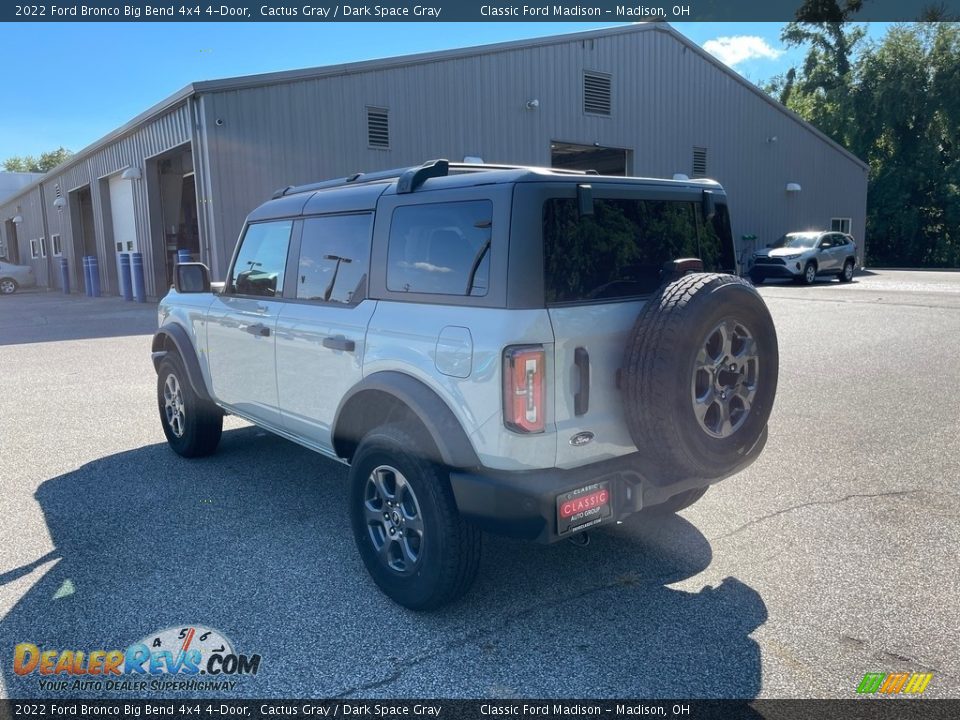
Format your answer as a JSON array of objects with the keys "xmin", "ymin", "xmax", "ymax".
[{"xmin": 247, "ymin": 159, "xmax": 724, "ymax": 222}]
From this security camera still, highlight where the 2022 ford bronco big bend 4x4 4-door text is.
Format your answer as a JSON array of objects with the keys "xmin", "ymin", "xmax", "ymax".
[{"xmin": 152, "ymin": 160, "xmax": 779, "ymax": 609}]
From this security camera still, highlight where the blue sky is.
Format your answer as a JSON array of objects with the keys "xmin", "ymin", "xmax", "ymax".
[{"xmin": 0, "ymin": 22, "xmax": 891, "ymax": 162}]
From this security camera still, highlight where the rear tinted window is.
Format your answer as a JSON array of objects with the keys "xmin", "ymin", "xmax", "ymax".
[
  {"xmin": 543, "ymin": 198, "xmax": 735, "ymax": 303},
  {"xmin": 387, "ymin": 201, "xmax": 491, "ymax": 296}
]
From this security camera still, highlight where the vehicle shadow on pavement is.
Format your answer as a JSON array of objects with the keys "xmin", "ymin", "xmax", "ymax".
[{"xmin": 1, "ymin": 427, "xmax": 767, "ymax": 700}]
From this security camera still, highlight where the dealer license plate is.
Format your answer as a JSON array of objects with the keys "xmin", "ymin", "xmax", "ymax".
[{"xmin": 557, "ymin": 482, "xmax": 612, "ymax": 535}]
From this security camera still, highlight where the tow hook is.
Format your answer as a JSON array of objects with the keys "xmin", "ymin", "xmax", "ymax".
[{"xmin": 567, "ymin": 532, "xmax": 591, "ymax": 547}]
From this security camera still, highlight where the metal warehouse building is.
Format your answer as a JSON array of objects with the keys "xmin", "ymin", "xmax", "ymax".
[{"xmin": 0, "ymin": 23, "xmax": 867, "ymax": 298}]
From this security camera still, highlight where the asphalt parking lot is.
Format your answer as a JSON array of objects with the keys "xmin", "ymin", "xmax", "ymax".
[{"xmin": 1, "ymin": 270, "xmax": 958, "ymax": 699}]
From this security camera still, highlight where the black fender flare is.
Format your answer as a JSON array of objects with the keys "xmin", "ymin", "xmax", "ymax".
[
  {"xmin": 332, "ymin": 371, "xmax": 481, "ymax": 469},
  {"xmin": 151, "ymin": 324, "xmax": 213, "ymax": 403}
]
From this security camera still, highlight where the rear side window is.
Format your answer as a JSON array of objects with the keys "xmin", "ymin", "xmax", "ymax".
[
  {"xmin": 296, "ymin": 214, "xmax": 373, "ymax": 304},
  {"xmin": 230, "ymin": 220, "xmax": 293, "ymax": 297},
  {"xmin": 386, "ymin": 200, "xmax": 492, "ymax": 296},
  {"xmin": 543, "ymin": 198, "xmax": 735, "ymax": 304}
]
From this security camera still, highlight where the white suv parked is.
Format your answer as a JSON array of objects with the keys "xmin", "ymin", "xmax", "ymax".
[{"xmin": 152, "ymin": 160, "xmax": 779, "ymax": 609}]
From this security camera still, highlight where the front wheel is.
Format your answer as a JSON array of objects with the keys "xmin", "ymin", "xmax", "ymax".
[
  {"xmin": 800, "ymin": 262, "xmax": 817, "ymax": 285},
  {"xmin": 349, "ymin": 424, "xmax": 481, "ymax": 610},
  {"xmin": 156, "ymin": 356, "xmax": 223, "ymax": 458},
  {"xmin": 0, "ymin": 278, "xmax": 18, "ymax": 295}
]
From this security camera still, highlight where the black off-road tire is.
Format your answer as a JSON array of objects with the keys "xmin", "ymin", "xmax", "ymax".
[
  {"xmin": 349, "ymin": 424, "xmax": 481, "ymax": 610},
  {"xmin": 839, "ymin": 259, "xmax": 855, "ymax": 283},
  {"xmin": 622, "ymin": 273, "xmax": 778, "ymax": 479},
  {"xmin": 645, "ymin": 486, "xmax": 709, "ymax": 516},
  {"xmin": 156, "ymin": 355, "xmax": 223, "ymax": 458}
]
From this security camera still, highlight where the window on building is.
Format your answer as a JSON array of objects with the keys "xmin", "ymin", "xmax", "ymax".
[
  {"xmin": 39, "ymin": 237, "xmax": 47, "ymax": 258},
  {"xmin": 52, "ymin": 234, "xmax": 62, "ymax": 256},
  {"xmin": 229, "ymin": 220, "xmax": 293, "ymax": 297},
  {"xmin": 583, "ymin": 71, "xmax": 612, "ymax": 115},
  {"xmin": 831, "ymin": 217, "xmax": 851, "ymax": 234},
  {"xmin": 367, "ymin": 107, "xmax": 390, "ymax": 148},
  {"xmin": 30, "ymin": 239, "xmax": 39, "ymax": 259},
  {"xmin": 692, "ymin": 147, "xmax": 708, "ymax": 178},
  {"xmin": 387, "ymin": 201, "xmax": 492, "ymax": 296},
  {"xmin": 296, "ymin": 214, "xmax": 373, "ymax": 304}
]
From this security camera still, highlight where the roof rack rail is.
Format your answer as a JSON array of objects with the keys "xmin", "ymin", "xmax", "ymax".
[{"xmin": 270, "ymin": 158, "xmax": 599, "ymax": 199}]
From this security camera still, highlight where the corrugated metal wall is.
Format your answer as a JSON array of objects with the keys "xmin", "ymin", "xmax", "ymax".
[
  {"xmin": 2, "ymin": 25, "xmax": 868, "ymax": 291},
  {"xmin": 1, "ymin": 104, "xmax": 193, "ymax": 297},
  {"xmin": 201, "ymin": 26, "xmax": 867, "ymax": 276}
]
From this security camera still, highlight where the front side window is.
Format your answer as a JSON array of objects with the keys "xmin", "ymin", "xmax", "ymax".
[
  {"xmin": 543, "ymin": 197, "xmax": 735, "ymax": 304},
  {"xmin": 296, "ymin": 214, "xmax": 373, "ymax": 304},
  {"xmin": 387, "ymin": 200, "xmax": 492, "ymax": 296},
  {"xmin": 229, "ymin": 220, "xmax": 293, "ymax": 297}
]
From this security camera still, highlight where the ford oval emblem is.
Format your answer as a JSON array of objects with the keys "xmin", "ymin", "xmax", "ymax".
[{"xmin": 569, "ymin": 431, "xmax": 595, "ymax": 447}]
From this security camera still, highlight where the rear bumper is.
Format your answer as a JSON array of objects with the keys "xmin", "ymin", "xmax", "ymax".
[{"xmin": 449, "ymin": 426, "xmax": 767, "ymax": 543}]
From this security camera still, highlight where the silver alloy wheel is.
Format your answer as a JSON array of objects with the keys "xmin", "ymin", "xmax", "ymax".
[
  {"xmin": 692, "ymin": 319, "xmax": 759, "ymax": 439},
  {"xmin": 844, "ymin": 261, "xmax": 854, "ymax": 280},
  {"xmin": 0, "ymin": 279, "xmax": 15, "ymax": 295},
  {"xmin": 363, "ymin": 464, "xmax": 424, "ymax": 575},
  {"xmin": 805, "ymin": 264, "xmax": 816, "ymax": 283},
  {"xmin": 162, "ymin": 373, "xmax": 186, "ymax": 438}
]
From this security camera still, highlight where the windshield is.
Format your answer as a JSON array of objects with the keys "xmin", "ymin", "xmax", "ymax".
[{"xmin": 775, "ymin": 233, "xmax": 819, "ymax": 249}]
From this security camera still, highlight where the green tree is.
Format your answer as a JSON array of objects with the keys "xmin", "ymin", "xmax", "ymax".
[
  {"xmin": 2, "ymin": 146, "xmax": 72, "ymax": 173},
  {"xmin": 765, "ymin": 19, "xmax": 960, "ymax": 268}
]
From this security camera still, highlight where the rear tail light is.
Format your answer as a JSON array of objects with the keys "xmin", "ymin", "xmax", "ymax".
[{"xmin": 503, "ymin": 345, "xmax": 546, "ymax": 433}]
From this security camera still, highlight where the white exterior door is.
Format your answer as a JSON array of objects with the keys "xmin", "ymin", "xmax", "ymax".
[{"xmin": 109, "ymin": 173, "xmax": 137, "ymax": 253}]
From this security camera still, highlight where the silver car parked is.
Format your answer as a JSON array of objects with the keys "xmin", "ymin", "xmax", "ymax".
[
  {"xmin": 0, "ymin": 260, "xmax": 36, "ymax": 295},
  {"xmin": 750, "ymin": 231, "xmax": 857, "ymax": 285}
]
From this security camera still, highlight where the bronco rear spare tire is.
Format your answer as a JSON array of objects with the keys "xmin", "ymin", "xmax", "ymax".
[{"xmin": 622, "ymin": 273, "xmax": 778, "ymax": 479}]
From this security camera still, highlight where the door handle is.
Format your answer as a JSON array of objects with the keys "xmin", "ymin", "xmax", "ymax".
[
  {"xmin": 245, "ymin": 323, "xmax": 271, "ymax": 337},
  {"xmin": 323, "ymin": 336, "xmax": 355, "ymax": 352}
]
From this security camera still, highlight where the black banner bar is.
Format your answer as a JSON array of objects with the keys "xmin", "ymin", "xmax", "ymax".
[
  {"xmin": 3, "ymin": 1, "xmax": 960, "ymax": 23},
  {"xmin": 3, "ymin": 700, "xmax": 960, "ymax": 720}
]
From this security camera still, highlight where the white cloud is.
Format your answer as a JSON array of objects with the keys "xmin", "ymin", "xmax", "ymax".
[{"xmin": 702, "ymin": 36, "xmax": 784, "ymax": 67}]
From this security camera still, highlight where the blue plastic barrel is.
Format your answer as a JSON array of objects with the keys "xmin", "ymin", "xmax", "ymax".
[
  {"xmin": 131, "ymin": 252, "xmax": 146, "ymax": 303},
  {"xmin": 82, "ymin": 256, "xmax": 92, "ymax": 297},
  {"xmin": 177, "ymin": 249, "xmax": 193, "ymax": 264},
  {"xmin": 59, "ymin": 257, "xmax": 70, "ymax": 295},
  {"xmin": 88, "ymin": 255, "xmax": 101, "ymax": 297},
  {"xmin": 118, "ymin": 253, "xmax": 133, "ymax": 301}
]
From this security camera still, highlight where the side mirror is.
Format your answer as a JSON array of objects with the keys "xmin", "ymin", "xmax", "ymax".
[{"xmin": 174, "ymin": 262, "xmax": 211, "ymax": 293}]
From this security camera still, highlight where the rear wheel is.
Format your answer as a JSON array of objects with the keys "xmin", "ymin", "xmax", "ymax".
[
  {"xmin": 0, "ymin": 278, "xmax": 18, "ymax": 295},
  {"xmin": 839, "ymin": 259, "xmax": 855, "ymax": 282},
  {"xmin": 156, "ymin": 356, "xmax": 223, "ymax": 458},
  {"xmin": 349, "ymin": 424, "xmax": 481, "ymax": 610}
]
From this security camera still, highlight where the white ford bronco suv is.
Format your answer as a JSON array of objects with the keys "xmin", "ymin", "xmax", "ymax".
[{"xmin": 152, "ymin": 160, "xmax": 778, "ymax": 609}]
